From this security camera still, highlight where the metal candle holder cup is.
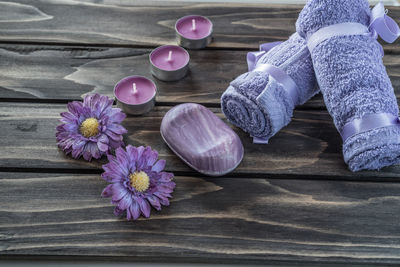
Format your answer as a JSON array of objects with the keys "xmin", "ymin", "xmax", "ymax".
[
  {"xmin": 114, "ymin": 75, "xmax": 157, "ymax": 116},
  {"xmin": 149, "ymin": 45, "xmax": 190, "ymax": 82},
  {"xmin": 175, "ymin": 15, "xmax": 213, "ymax": 49}
]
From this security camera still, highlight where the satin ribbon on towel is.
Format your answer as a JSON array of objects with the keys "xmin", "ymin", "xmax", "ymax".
[
  {"xmin": 246, "ymin": 42, "xmax": 301, "ymax": 144},
  {"xmin": 340, "ymin": 113, "xmax": 400, "ymax": 142},
  {"xmin": 307, "ymin": 1, "xmax": 400, "ymax": 55},
  {"xmin": 306, "ymin": 1, "xmax": 400, "ymax": 142},
  {"xmin": 247, "ymin": 42, "xmax": 283, "ymax": 71}
]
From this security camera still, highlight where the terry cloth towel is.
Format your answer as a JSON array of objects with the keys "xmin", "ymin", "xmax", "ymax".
[
  {"xmin": 221, "ymin": 32, "xmax": 318, "ymax": 143},
  {"xmin": 296, "ymin": 0, "xmax": 400, "ymax": 171}
]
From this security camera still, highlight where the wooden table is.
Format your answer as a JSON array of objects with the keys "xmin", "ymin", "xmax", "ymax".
[{"xmin": 1, "ymin": 1, "xmax": 400, "ymax": 266}]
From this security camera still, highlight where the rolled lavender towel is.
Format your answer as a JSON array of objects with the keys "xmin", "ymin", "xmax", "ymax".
[
  {"xmin": 296, "ymin": 0, "xmax": 400, "ymax": 171},
  {"xmin": 221, "ymin": 32, "xmax": 318, "ymax": 142}
]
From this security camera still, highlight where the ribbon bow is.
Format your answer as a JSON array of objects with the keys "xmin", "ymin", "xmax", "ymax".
[
  {"xmin": 246, "ymin": 42, "xmax": 282, "ymax": 71},
  {"xmin": 307, "ymin": 2, "xmax": 400, "ymax": 56},
  {"xmin": 369, "ymin": 1, "xmax": 400, "ymax": 43},
  {"xmin": 339, "ymin": 2, "xmax": 400, "ymax": 142}
]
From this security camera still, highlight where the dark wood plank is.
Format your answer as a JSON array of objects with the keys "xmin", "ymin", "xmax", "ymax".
[
  {"xmin": 1, "ymin": 1, "xmax": 400, "ymax": 51},
  {"xmin": 1, "ymin": 102, "xmax": 400, "ymax": 179},
  {"xmin": 1, "ymin": 44, "xmax": 399, "ymax": 108},
  {"xmin": 0, "ymin": 1, "xmax": 301, "ymax": 49},
  {"xmin": 1, "ymin": 172, "xmax": 400, "ymax": 265},
  {"xmin": 0, "ymin": 44, "xmax": 244, "ymax": 104}
]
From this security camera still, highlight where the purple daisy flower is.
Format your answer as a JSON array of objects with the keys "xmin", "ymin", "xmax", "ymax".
[
  {"xmin": 56, "ymin": 94, "xmax": 127, "ymax": 161},
  {"xmin": 101, "ymin": 145, "xmax": 175, "ymax": 220}
]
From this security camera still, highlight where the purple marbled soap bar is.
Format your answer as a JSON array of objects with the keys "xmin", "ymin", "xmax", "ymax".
[{"xmin": 160, "ymin": 103, "xmax": 244, "ymax": 176}]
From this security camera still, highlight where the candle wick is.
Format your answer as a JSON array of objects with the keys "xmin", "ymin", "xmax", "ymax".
[
  {"xmin": 132, "ymin": 82, "xmax": 137, "ymax": 95},
  {"xmin": 167, "ymin": 50, "xmax": 173, "ymax": 62},
  {"xmin": 192, "ymin": 18, "xmax": 196, "ymax": 31}
]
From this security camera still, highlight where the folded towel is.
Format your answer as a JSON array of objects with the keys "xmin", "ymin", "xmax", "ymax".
[
  {"xmin": 296, "ymin": 0, "xmax": 400, "ymax": 171},
  {"xmin": 221, "ymin": 32, "xmax": 318, "ymax": 143}
]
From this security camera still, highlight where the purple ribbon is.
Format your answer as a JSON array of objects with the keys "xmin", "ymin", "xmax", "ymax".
[
  {"xmin": 307, "ymin": 23, "xmax": 370, "ymax": 54},
  {"xmin": 246, "ymin": 42, "xmax": 301, "ymax": 144},
  {"xmin": 307, "ymin": 1, "xmax": 400, "ymax": 56},
  {"xmin": 253, "ymin": 63, "xmax": 299, "ymax": 107},
  {"xmin": 247, "ymin": 41, "xmax": 283, "ymax": 71},
  {"xmin": 252, "ymin": 136, "xmax": 270, "ymax": 144},
  {"xmin": 341, "ymin": 113, "xmax": 400, "ymax": 142},
  {"xmin": 306, "ymin": 1, "xmax": 400, "ymax": 142},
  {"xmin": 369, "ymin": 1, "xmax": 400, "ymax": 43},
  {"xmin": 247, "ymin": 42, "xmax": 299, "ymax": 107}
]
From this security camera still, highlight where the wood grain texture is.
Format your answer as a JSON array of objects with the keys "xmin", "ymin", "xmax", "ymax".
[
  {"xmin": 2, "ymin": 1, "xmax": 400, "ymax": 265},
  {"xmin": 1, "ymin": 1, "xmax": 399, "ymax": 51},
  {"xmin": 1, "ymin": 172, "xmax": 400, "ymax": 265},
  {"xmin": 0, "ymin": 1, "xmax": 301, "ymax": 48},
  {"xmin": 1, "ymin": 102, "xmax": 400, "ymax": 179},
  {"xmin": 1, "ymin": 44, "xmax": 400, "ymax": 108},
  {"xmin": 0, "ymin": 44, "xmax": 244, "ymax": 104}
]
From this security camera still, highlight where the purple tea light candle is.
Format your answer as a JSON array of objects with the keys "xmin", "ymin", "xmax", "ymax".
[
  {"xmin": 114, "ymin": 75, "xmax": 157, "ymax": 115},
  {"xmin": 150, "ymin": 45, "xmax": 190, "ymax": 81},
  {"xmin": 175, "ymin": 15, "xmax": 213, "ymax": 49}
]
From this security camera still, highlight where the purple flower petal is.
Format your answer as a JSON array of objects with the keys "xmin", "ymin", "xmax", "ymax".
[
  {"xmin": 153, "ymin": 191, "xmax": 172, "ymax": 205},
  {"xmin": 84, "ymin": 94, "xmax": 99, "ymax": 110},
  {"xmin": 114, "ymin": 206, "xmax": 124, "ymax": 216},
  {"xmin": 82, "ymin": 148, "xmax": 92, "ymax": 161},
  {"xmin": 108, "ymin": 138, "xmax": 124, "ymax": 150},
  {"xmin": 97, "ymin": 134, "xmax": 109, "ymax": 152},
  {"xmin": 145, "ymin": 148, "xmax": 158, "ymax": 167},
  {"xmin": 126, "ymin": 206, "xmax": 133, "ymax": 220},
  {"xmin": 72, "ymin": 139, "xmax": 86, "ymax": 150},
  {"xmin": 103, "ymin": 163, "xmax": 127, "ymax": 180},
  {"xmin": 105, "ymin": 129, "xmax": 123, "ymax": 142},
  {"xmin": 152, "ymin": 160, "xmax": 166, "ymax": 172},
  {"xmin": 107, "ymin": 124, "xmax": 128, "ymax": 135},
  {"xmin": 135, "ymin": 146, "xmax": 147, "ymax": 170},
  {"xmin": 71, "ymin": 144, "xmax": 84, "ymax": 158},
  {"xmin": 64, "ymin": 123, "xmax": 79, "ymax": 132},
  {"xmin": 59, "ymin": 138, "xmax": 75, "ymax": 150},
  {"xmin": 101, "ymin": 184, "xmax": 113, "ymax": 197},
  {"xmin": 159, "ymin": 172, "xmax": 174, "ymax": 182},
  {"xmin": 96, "ymin": 95, "xmax": 113, "ymax": 116},
  {"xmin": 108, "ymin": 108, "xmax": 126, "ymax": 123},
  {"xmin": 67, "ymin": 101, "xmax": 83, "ymax": 116},
  {"xmin": 157, "ymin": 184, "xmax": 174, "ymax": 194},
  {"xmin": 138, "ymin": 198, "xmax": 151, "ymax": 218},
  {"xmin": 118, "ymin": 193, "xmax": 133, "ymax": 211},
  {"xmin": 60, "ymin": 112, "xmax": 77, "ymax": 123},
  {"xmin": 137, "ymin": 146, "xmax": 145, "ymax": 158},
  {"xmin": 158, "ymin": 197, "xmax": 170, "ymax": 206},
  {"xmin": 129, "ymin": 200, "xmax": 141, "ymax": 220},
  {"xmin": 127, "ymin": 145, "xmax": 138, "ymax": 162},
  {"xmin": 101, "ymin": 171, "xmax": 123, "ymax": 183},
  {"xmin": 105, "ymin": 154, "xmax": 129, "ymax": 177},
  {"xmin": 146, "ymin": 195, "xmax": 161, "ymax": 211},
  {"xmin": 111, "ymin": 183, "xmax": 128, "ymax": 202},
  {"xmin": 142, "ymin": 147, "xmax": 154, "ymax": 165},
  {"xmin": 86, "ymin": 142, "xmax": 101, "ymax": 159},
  {"xmin": 115, "ymin": 147, "xmax": 130, "ymax": 170}
]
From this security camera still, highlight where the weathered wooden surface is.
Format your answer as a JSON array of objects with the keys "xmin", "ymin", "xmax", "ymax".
[
  {"xmin": 1, "ymin": 172, "xmax": 400, "ymax": 265},
  {"xmin": 0, "ymin": 1, "xmax": 301, "ymax": 48},
  {"xmin": 2, "ymin": 1, "xmax": 400, "ymax": 265},
  {"xmin": 0, "ymin": 1, "xmax": 399, "ymax": 51},
  {"xmin": 1, "ymin": 44, "xmax": 400, "ymax": 108},
  {"xmin": 0, "ymin": 45, "xmax": 244, "ymax": 104},
  {"xmin": 1, "ymin": 102, "xmax": 400, "ymax": 179}
]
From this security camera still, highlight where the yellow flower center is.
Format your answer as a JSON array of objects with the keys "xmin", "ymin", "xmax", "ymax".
[
  {"xmin": 80, "ymin": 117, "xmax": 99, "ymax": 137},
  {"xmin": 129, "ymin": 171, "xmax": 150, "ymax": 192}
]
